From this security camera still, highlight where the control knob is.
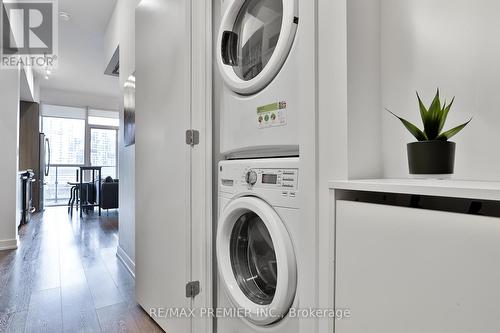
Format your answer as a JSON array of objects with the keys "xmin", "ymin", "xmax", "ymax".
[{"xmin": 245, "ymin": 170, "xmax": 258, "ymax": 186}]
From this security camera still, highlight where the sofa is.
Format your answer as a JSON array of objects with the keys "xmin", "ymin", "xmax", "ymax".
[{"xmin": 101, "ymin": 177, "xmax": 119, "ymax": 210}]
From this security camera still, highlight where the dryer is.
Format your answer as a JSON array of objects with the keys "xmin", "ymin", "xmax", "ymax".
[
  {"xmin": 217, "ymin": 0, "xmax": 300, "ymax": 158},
  {"xmin": 216, "ymin": 158, "xmax": 301, "ymax": 332}
]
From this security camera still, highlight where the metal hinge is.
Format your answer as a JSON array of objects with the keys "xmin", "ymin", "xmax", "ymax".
[
  {"xmin": 185, "ymin": 129, "xmax": 200, "ymax": 146},
  {"xmin": 186, "ymin": 281, "xmax": 200, "ymax": 298}
]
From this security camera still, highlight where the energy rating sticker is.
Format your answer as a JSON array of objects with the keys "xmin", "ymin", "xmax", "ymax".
[{"xmin": 257, "ymin": 101, "xmax": 287, "ymax": 129}]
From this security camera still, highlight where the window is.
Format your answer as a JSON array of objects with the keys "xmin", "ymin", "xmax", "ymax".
[
  {"xmin": 42, "ymin": 116, "xmax": 85, "ymax": 205},
  {"xmin": 42, "ymin": 117, "xmax": 85, "ymax": 165},
  {"xmin": 41, "ymin": 104, "xmax": 119, "ymax": 206},
  {"xmin": 91, "ymin": 128, "xmax": 118, "ymax": 179}
]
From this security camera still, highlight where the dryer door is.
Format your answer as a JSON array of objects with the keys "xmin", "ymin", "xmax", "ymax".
[
  {"xmin": 217, "ymin": 0, "xmax": 298, "ymax": 95},
  {"xmin": 217, "ymin": 196, "xmax": 297, "ymax": 326}
]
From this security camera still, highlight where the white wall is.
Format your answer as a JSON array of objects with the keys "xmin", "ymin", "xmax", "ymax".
[
  {"xmin": 0, "ymin": 68, "xmax": 21, "ymax": 250},
  {"xmin": 104, "ymin": 0, "xmax": 140, "ymax": 272},
  {"xmin": 347, "ymin": 0, "xmax": 383, "ymax": 179},
  {"xmin": 104, "ymin": 4, "xmax": 119, "ymax": 72},
  {"xmin": 381, "ymin": 0, "xmax": 500, "ymax": 180}
]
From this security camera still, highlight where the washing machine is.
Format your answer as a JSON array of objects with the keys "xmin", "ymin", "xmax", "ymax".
[
  {"xmin": 217, "ymin": 0, "xmax": 300, "ymax": 158},
  {"xmin": 216, "ymin": 158, "xmax": 301, "ymax": 332}
]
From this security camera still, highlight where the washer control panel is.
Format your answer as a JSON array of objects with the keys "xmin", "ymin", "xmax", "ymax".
[
  {"xmin": 242, "ymin": 168, "xmax": 298, "ymax": 190},
  {"xmin": 219, "ymin": 159, "xmax": 300, "ymax": 203}
]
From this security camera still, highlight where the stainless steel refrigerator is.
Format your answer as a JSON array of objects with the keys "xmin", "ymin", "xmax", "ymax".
[{"xmin": 39, "ymin": 133, "xmax": 50, "ymax": 211}]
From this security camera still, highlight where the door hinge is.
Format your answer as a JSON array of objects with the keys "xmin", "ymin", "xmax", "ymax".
[
  {"xmin": 186, "ymin": 281, "xmax": 200, "ymax": 298},
  {"xmin": 185, "ymin": 129, "xmax": 200, "ymax": 146}
]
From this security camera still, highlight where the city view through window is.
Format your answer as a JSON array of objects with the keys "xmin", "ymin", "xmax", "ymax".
[
  {"xmin": 91, "ymin": 128, "xmax": 118, "ymax": 179},
  {"xmin": 42, "ymin": 107, "xmax": 118, "ymax": 206}
]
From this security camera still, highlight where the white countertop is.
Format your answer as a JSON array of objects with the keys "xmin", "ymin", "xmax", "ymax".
[{"xmin": 329, "ymin": 179, "xmax": 500, "ymax": 201}]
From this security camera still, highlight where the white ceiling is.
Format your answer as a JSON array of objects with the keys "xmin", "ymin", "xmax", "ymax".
[{"xmin": 40, "ymin": 0, "xmax": 119, "ymax": 98}]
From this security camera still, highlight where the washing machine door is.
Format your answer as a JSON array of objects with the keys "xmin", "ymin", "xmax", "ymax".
[
  {"xmin": 217, "ymin": 196, "xmax": 297, "ymax": 326},
  {"xmin": 217, "ymin": 0, "xmax": 298, "ymax": 95}
]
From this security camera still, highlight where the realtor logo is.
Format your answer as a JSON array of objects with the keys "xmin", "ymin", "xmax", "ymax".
[
  {"xmin": 2, "ymin": 1, "xmax": 53, "ymax": 54},
  {"xmin": 1, "ymin": 0, "xmax": 58, "ymax": 68}
]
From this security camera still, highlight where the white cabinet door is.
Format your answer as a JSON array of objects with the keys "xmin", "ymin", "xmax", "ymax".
[
  {"xmin": 135, "ymin": 0, "xmax": 211, "ymax": 332},
  {"xmin": 336, "ymin": 200, "xmax": 500, "ymax": 333}
]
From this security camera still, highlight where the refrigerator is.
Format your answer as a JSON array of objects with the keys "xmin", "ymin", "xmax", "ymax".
[{"xmin": 39, "ymin": 133, "xmax": 50, "ymax": 211}]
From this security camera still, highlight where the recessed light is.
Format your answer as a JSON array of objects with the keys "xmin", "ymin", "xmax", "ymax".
[{"xmin": 59, "ymin": 11, "xmax": 71, "ymax": 21}]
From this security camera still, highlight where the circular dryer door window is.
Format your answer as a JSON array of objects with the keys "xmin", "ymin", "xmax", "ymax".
[
  {"xmin": 217, "ymin": 0, "xmax": 298, "ymax": 95},
  {"xmin": 232, "ymin": 0, "xmax": 283, "ymax": 81},
  {"xmin": 217, "ymin": 196, "xmax": 297, "ymax": 326}
]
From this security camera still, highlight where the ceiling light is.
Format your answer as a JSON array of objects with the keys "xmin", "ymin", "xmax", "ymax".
[
  {"xmin": 44, "ymin": 75, "xmax": 49, "ymax": 80},
  {"xmin": 45, "ymin": 69, "xmax": 51, "ymax": 75},
  {"xmin": 59, "ymin": 11, "xmax": 71, "ymax": 21}
]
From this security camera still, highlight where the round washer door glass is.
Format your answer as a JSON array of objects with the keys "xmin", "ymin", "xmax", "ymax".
[
  {"xmin": 217, "ymin": 196, "xmax": 297, "ymax": 326},
  {"xmin": 230, "ymin": 212, "xmax": 277, "ymax": 305},
  {"xmin": 232, "ymin": 0, "xmax": 283, "ymax": 81}
]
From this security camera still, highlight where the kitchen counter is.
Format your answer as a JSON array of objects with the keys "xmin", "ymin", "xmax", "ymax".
[{"xmin": 329, "ymin": 178, "xmax": 500, "ymax": 202}]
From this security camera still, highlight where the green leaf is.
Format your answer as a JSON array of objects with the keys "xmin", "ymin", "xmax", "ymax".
[
  {"xmin": 429, "ymin": 89, "xmax": 441, "ymax": 118},
  {"xmin": 436, "ymin": 118, "xmax": 472, "ymax": 140},
  {"xmin": 424, "ymin": 89, "xmax": 442, "ymax": 139},
  {"xmin": 416, "ymin": 92, "xmax": 429, "ymax": 126},
  {"xmin": 386, "ymin": 109, "xmax": 428, "ymax": 141},
  {"xmin": 438, "ymin": 97, "xmax": 454, "ymax": 134}
]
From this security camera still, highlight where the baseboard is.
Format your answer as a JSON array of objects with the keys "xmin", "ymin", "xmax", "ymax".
[
  {"xmin": 116, "ymin": 245, "xmax": 135, "ymax": 279},
  {"xmin": 0, "ymin": 239, "xmax": 18, "ymax": 251}
]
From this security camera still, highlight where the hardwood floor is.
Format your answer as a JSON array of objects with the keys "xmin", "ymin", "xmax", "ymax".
[{"xmin": 0, "ymin": 207, "xmax": 163, "ymax": 333}]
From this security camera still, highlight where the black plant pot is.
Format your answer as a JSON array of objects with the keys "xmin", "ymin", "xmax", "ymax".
[{"xmin": 407, "ymin": 141, "xmax": 456, "ymax": 175}]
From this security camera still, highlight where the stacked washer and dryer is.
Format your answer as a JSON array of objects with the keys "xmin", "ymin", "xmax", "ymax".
[{"xmin": 215, "ymin": 0, "xmax": 307, "ymax": 332}]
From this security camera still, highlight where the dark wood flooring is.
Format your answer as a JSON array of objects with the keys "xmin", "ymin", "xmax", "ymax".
[{"xmin": 0, "ymin": 207, "xmax": 163, "ymax": 333}]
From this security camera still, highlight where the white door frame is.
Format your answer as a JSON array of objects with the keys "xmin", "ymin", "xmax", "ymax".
[{"xmin": 191, "ymin": 0, "xmax": 212, "ymax": 331}]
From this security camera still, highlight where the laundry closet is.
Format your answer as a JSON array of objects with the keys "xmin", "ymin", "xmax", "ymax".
[{"xmin": 135, "ymin": 0, "xmax": 500, "ymax": 332}]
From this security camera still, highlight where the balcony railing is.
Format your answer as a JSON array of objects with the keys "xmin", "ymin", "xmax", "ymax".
[
  {"xmin": 44, "ymin": 165, "xmax": 81, "ymax": 206},
  {"xmin": 45, "ymin": 165, "xmax": 116, "ymax": 206}
]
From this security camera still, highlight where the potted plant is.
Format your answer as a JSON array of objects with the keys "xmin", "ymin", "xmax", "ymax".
[{"xmin": 387, "ymin": 89, "xmax": 471, "ymax": 175}]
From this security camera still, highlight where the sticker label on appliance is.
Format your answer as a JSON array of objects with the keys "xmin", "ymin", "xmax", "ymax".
[{"xmin": 257, "ymin": 101, "xmax": 287, "ymax": 129}]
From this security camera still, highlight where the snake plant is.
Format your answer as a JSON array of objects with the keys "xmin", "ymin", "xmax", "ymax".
[{"xmin": 387, "ymin": 89, "xmax": 471, "ymax": 141}]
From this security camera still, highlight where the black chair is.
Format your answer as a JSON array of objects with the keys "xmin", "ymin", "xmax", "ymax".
[
  {"xmin": 68, "ymin": 183, "xmax": 79, "ymax": 214},
  {"xmin": 101, "ymin": 178, "xmax": 119, "ymax": 210}
]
